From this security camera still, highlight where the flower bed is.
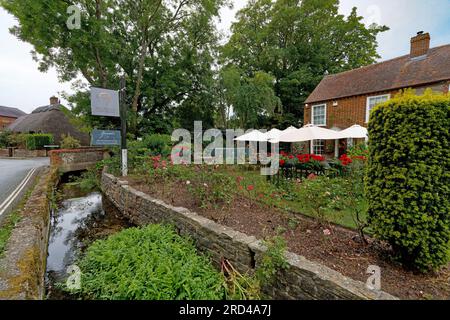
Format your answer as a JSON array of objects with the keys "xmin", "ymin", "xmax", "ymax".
[{"xmin": 111, "ymin": 154, "xmax": 449, "ymax": 300}]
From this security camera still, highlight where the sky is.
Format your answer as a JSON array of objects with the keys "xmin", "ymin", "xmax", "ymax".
[{"xmin": 1, "ymin": 0, "xmax": 450, "ymax": 113}]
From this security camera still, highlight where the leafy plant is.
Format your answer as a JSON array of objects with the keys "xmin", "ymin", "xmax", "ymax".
[
  {"xmin": 60, "ymin": 134, "xmax": 81, "ymax": 149},
  {"xmin": 256, "ymin": 236, "xmax": 289, "ymax": 285},
  {"xmin": 367, "ymin": 91, "xmax": 450, "ymax": 272},
  {"xmin": 69, "ymin": 224, "xmax": 226, "ymax": 300}
]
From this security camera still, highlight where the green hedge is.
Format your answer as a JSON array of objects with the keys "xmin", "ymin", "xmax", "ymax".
[
  {"xmin": 25, "ymin": 133, "xmax": 54, "ymax": 150},
  {"xmin": 366, "ymin": 91, "xmax": 450, "ymax": 272}
]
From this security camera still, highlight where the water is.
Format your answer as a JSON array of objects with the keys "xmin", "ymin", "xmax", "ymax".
[{"xmin": 45, "ymin": 191, "xmax": 130, "ymax": 299}]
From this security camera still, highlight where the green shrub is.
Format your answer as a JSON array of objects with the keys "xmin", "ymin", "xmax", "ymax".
[
  {"xmin": 73, "ymin": 224, "xmax": 226, "ymax": 300},
  {"xmin": 25, "ymin": 133, "xmax": 54, "ymax": 150},
  {"xmin": 0, "ymin": 130, "xmax": 13, "ymax": 148},
  {"xmin": 366, "ymin": 91, "xmax": 450, "ymax": 272},
  {"xmin": 60, "ymin": 134, "xmax": 81, "ymax": 149},
  {"xmin": 143, "ymin": 134, "xmax": 173, "ymax": 157}
]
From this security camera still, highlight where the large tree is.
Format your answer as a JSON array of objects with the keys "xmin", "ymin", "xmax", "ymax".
[
  {"xmin": 222, "ymin": 0, "xmax": 389, "ymax": 128},
  {"xmin": 1, "ymin": 0, "xmax": 227, "ymax": 134}
]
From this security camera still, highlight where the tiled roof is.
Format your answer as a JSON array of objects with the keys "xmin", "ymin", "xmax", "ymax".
[
  {"xmin": 0, "ymin": 106, "xmax": 27, "ymax": 118},
  {"xmin": 305, "ymin": 44, "xmax": 450, "ymax": 104}
]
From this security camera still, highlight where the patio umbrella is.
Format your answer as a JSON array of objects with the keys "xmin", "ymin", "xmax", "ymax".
[
  {"xmin": 336, "ymin": 124, "xmax": 368, "ymax": 139},
  {"xmin": 265, "ymin": 128, "xmax": 282, "ymax": 141},
  {"xmin": 270, "ymin": 124, "xmax": 339, "ymax": 143},
  {"xmin": 234, "ymin": 130, "xmax": 268, "ymax": 142}
]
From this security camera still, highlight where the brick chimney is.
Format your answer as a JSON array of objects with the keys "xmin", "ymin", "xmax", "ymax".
[
  {"xmin": 410, "ymin": 31, "xmax": 430, "ymax": 58},
  {"xmin": 50, "ymin": 96, "xmax": 60, "ymax": 105}
]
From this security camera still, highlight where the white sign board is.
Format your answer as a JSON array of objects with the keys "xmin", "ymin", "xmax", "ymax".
[{"xmin": 91, "ymin": 87, "xmax": 120, "ymax": 117}]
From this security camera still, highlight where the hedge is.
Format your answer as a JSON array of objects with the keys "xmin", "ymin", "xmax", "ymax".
[
  {"xmin": 25, "ymin": 133, "xmax": 54, "ymax": 150},
  {"xmin": 366, "ymin": 90, "xmax": 450, "ymax": 272}
]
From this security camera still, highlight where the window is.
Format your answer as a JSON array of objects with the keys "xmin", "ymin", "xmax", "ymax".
[
  {"xmin": 312, "ymin": 104, "xmax": 326, "ymax": 126},
  {"xmin": 366, "ymin": 94, "xmax": 390, "ymax": 122},
  {"xmin": 312, "ymin": 140, "xmax": 325, "ymax": 155}
]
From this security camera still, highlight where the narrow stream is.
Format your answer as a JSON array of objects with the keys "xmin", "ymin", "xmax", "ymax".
[{"xmin": 45, "ymin": 186, "xmax": 131, "ymax": 300}]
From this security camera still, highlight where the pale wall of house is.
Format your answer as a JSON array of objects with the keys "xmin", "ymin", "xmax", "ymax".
[{"xmin": 303, "ymin": 81, "xmax": 449, "ymax": 130}]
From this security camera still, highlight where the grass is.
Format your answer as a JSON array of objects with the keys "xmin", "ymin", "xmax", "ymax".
[{"xmin": 0, "ymin": 186, "xmax": 35, "ymax": 257}]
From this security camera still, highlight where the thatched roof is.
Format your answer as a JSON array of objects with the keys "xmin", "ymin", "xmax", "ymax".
[
  {"xmin": 0, "ymin": 106, "xmax": 26, "ymax": 118},
  {"xmin": 8, "ymin": 104, "xmax": 90, "ymax": 145}
]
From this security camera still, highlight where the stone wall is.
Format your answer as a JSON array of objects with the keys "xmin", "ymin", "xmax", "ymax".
[
  {"xmin": 0, "ymin": 149, "xmax": 47, "ymax": 158},
  {"xmin": 101, "ymin": 172, "xmax": 397, "ymax": 300},
  {"xmin": 50, "ymin": 148, "xmax": 108, "ymax": 173},
  {"xmin": 0, "ymin": 167, "xmax": 58, "ymax": 300}
]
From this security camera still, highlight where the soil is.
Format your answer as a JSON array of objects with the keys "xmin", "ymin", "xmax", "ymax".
[{"xmin": 124, "ymin": 175, "xmax": 450, "ymax": 300}]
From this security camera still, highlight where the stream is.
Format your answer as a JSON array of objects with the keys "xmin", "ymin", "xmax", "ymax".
[{"xmin": 45, "ymin": 185, "xmax": 131, "ymax": 299}]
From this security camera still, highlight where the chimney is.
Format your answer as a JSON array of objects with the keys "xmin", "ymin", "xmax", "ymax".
[
  {"xmin": 50, "ymin": 96, "xmax": 60, "ymax": 105},
  {"xmin": 410, "ymin": 31, "xmax": 430, "ymax": 58}
]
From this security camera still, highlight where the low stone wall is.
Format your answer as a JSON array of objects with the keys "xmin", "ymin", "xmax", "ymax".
[
  {"xmin": 0, "ymin": 167, "xmax": 58, "ymax": 300},
  {"xmin": 101, "ymin": 172, "xmax": 397, "ymax": 300},
  {"xmin": 50, "ymin": 148, "xmax": 109, "ymax": 173},
  {"xmin": 0, "ymin": 149, "xmax": 47, "ymax": 158}
]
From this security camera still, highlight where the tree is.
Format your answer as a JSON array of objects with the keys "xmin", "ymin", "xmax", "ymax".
[
  {"xmin": 220, "ymin": 66, "xmax": 281, "ymax": 128},
  {"xmin": 2, "ymin": 0, "xmax": 228, "ymax": 134},
  {"xmin": 222, "ymin": 0, "xmax": 389, "ymax": 127}
]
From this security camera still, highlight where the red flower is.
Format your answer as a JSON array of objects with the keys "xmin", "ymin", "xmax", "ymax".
[
  {"xmin": 279, "ymin": 159, "xmax": 286, "ymax": 166},
  {"xmin": 339, "ymin": 154, "xmax": 353, "ymax": 166},
  {"xmin": 247, "ymin": 185, "xmax": 254, "ymax": 191},
  {"xmin": 288, "ymin": 155, "xmax": 294, "ymax": 159}
]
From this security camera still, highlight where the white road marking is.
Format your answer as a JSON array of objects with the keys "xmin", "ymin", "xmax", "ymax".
[{"xmin": 0, "ymin": 167, "xmax": 37, "ymax": 217}]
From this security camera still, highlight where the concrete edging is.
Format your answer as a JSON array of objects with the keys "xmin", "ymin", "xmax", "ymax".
[
  {"xmin": 101, "ymin": 172, "xmax": 397, "ymax": 300},
  {"xmin": 0, "ymin": 167, "xmax": 58, "ymax": 300}
]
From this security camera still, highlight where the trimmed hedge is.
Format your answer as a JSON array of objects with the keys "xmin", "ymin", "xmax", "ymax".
[
  {"xmin": 25, "ymin": 133, "xmax": 54, "ymax": 150},
  {"xmin": 366, "ymin": 91, "xmax": 450, "ymax": 272}
]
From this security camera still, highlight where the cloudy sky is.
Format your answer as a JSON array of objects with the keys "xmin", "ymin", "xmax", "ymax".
[{"xmin": 1, "ymin": 0, "xmax": 450, "ymax": 113}]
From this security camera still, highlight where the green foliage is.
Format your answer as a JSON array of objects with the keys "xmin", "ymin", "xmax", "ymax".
[
  {"xmin": 0, "ymin": 211, "xmax": 21, "ymax": 257},
  {"xmin": 60, "ymin": 134, "xmax": 81, "ymax": 149},
  {"xmin": 256, "ymin": 236, "xmax": 289, "ymax": 285},
  {"xmin": 2, "ymin": 0, "xmax": 227, "ymax": 134},
  {"xmin": 366, "ymin": 91, "xmax": 450, "ymax": 272},
  {"xmin": 25, "ymin": 133, "xmax": 54, "ymax": 150},
  {"xmin": 0, "ymin": 130, "xmax": 13, "ymax": 148},
  {"xmin": 347, "ymin": 144, "xmax": 369, "ymax": 158},
  {"xmin": 295, "ymin": 176, "xmax": 346, "ymax": 225},
  {"xmin": 222, "ymin": 0, "xmax": 389, "ymax": 125},
  {"xmin": 142, "ymin": 134, "xmax": 173, "ymax": 157},
  {"xmin": 74, "ymin": 168, "xmax": 101, "ymax": 193},
  {"xmin": 71, "ymin": 224, "xmax": 226, "ymax": 300}
]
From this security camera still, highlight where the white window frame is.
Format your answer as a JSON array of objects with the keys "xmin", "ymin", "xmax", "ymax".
[
  {"xmin": 312, "ymin": 103, "xmax": 327, "ymax": 126},
  {"xmin": 366, "ymin": 94, "xmax": 390, "ymax": 123},
  {"xmin": 312, "ymin": 139, "xmax": 325, "ymax": 155}
]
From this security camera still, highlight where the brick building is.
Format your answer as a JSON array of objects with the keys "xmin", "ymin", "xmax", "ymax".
[
  {"xmin": 303, "ymin": 32, "xmax": 450, "ymax": 155},
  {"xmin": 0, "ymin": 106, "xmax": 26, "ymax": 131}
]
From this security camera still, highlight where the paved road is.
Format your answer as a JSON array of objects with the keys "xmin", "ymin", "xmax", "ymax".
[{"xmin": 0, "ymin": 158, "xmax": 50, "ymax": 207}]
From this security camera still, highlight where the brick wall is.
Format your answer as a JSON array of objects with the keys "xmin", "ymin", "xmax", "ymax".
[
  {"xmin": 304, "ymin": 81, "xmax": 449, "ymax": 130},
  {"xmin": 50, "ymin": 148, "xmax": 108, "ymax": 173}
]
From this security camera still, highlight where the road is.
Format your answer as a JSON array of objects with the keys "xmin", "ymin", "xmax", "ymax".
[{"xmin": 0, "ymin": 158, "xmax": 49, "ymax": 216}]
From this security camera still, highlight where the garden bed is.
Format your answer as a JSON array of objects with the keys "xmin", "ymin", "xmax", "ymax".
[{"xmin": 123, "ymin": 170, "xmax": 449, "ymax": 300}]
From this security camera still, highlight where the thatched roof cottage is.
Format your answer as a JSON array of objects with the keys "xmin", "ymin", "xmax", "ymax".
[{"xmin": 8, "ymin": 96, "xmax": 90, "ymax": 145}]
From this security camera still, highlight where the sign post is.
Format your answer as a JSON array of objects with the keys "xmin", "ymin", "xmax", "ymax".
[
  {"xmin": 90, "ymin": 78, "xmax": 128, "ymax": 177},
  {"xmin": 119, "ymin": 77, "xmax": 128, "ymax": 177}
]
